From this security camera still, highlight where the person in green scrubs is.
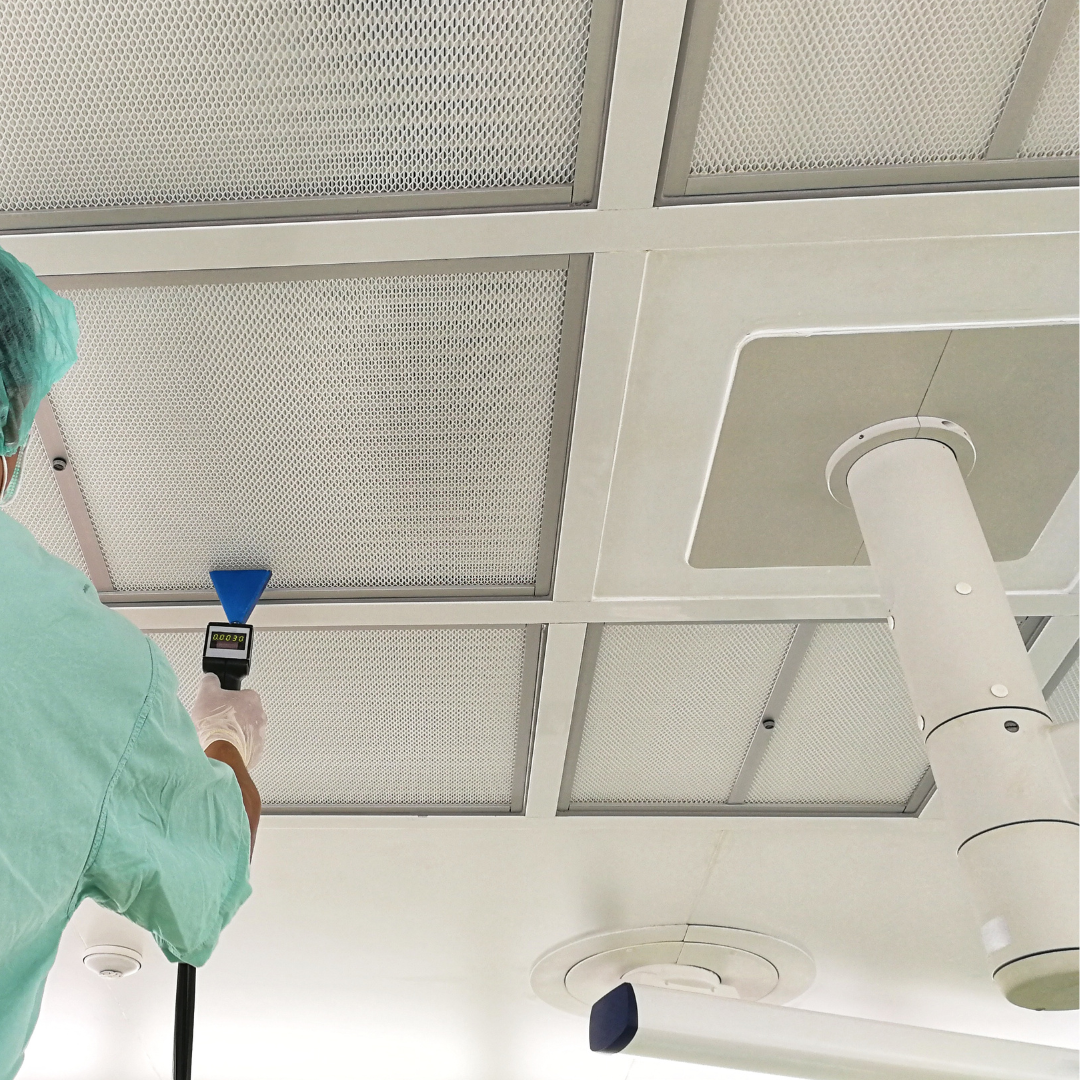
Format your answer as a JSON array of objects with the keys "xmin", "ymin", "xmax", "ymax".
[{"xmin": 0, "ymin": 248, "xmax": 266, "ymax": 1079}]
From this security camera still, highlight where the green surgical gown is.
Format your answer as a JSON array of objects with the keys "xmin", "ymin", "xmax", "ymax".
[{"xmin": 0, "ymin": 513, "xmax": 252, "ymax": 1079}]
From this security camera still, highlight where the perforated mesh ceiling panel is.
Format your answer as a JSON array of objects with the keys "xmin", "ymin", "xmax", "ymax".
[
  {"xmin": 0, "ymin": 0, "xmax": 598, "ymax": 214},
  {"xmin": 52, "ymin": 264, "xmax": 569, "ymax": 594},
  {"xmin": 1047, "ymin": 654, "xmax": 1079, "ymax": 725},
  {"xmin": 150, "ymin": 626, "xmax": 532, "ymax": 810},
  {"xmin": 690, "ymin": 0, "xmax": 1042, "ymax": 175},
  {"xmin": 746, "ymin": 622, "xmax": 928, "ymax": 806},
  {"xmin": 567, "ymin": 623, "xmax": 795, "ymax": 807},
  {"xmin": 1, "ymin": 426, "xmax": 88, "ymax": 576},
  {"xmin": 1019, "ymin": 8, "xmax": 1080, "ymax": 158}
]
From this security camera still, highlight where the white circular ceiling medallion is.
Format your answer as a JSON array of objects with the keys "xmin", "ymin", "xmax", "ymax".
[
  {"xmin": 531, "ymin": 925, "xmax": 815, "ymax": 1016},
  {"xmin": 82, "ymin": 944, "xmax": 142, "ymax": 979}
]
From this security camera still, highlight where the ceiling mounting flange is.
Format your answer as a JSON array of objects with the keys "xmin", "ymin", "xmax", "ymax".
[{"xmin": 826, "ymin": 416, "xmax": 975, "ymax": 508}]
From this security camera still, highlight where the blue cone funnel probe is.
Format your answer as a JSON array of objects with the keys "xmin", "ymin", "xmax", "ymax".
[
  {"xmin": 178, "ymin": 568, "xmax": 270, "ymax": 1080},
  {"xmin": 201, "ymin": 569, "xmax": 272, "ymax": 692},
  {"xmin": 209, "ymin": 569, "xmax": 272, "ymax": 625}
]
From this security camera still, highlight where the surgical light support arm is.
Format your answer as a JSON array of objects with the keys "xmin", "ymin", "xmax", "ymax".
[{"xmin": 839, "ymin": 429, "xmax": 1078, "ymax": 1010}]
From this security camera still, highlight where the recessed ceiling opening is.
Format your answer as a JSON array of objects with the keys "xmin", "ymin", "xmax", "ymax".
[{"xmin": 691, "ymin": 324, "xmax": 1078, "ymax": 569}]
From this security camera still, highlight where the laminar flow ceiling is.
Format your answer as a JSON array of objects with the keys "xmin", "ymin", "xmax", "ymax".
[{"xmin": 2, "ymin": 0, "xmax": 1078, "ymax": 1075}]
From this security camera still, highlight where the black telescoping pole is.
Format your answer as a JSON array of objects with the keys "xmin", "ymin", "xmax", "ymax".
[{"xmin": 173, "ymin": 962, "xmax": 196, "ymax": 1080}]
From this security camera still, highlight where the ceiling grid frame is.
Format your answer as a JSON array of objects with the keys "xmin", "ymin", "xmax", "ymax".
[{"xmin": 0, "ymin": 0, "xmax": 1073, "ymax": 830}]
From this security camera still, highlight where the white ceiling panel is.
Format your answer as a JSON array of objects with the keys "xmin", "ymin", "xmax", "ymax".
[
  {"xmin": 1, "ymin": 425, "xmax": 88, "ymax": 576},
  {"xmin": 48, "ymin": 259, "xmax": 580, "ymax": 598},
  {"xmin": 0, "ymin": 0, "xmax": 619, "ymax": 225},
  {"xmin": 563, "ymin": 622, "xmax": 795, "ymax": 809},
  {"xmin": 150, "ymin": 625, "xmax": 539, "ymax": 812},
  {"xmin": 744, "ymin": 622, "xmax": 929, "ymax": 808}
]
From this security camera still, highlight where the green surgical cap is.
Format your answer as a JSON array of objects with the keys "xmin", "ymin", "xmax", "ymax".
[{"xmin": 0, "ymin": 246, "xmax": 79, "ymax": 456}]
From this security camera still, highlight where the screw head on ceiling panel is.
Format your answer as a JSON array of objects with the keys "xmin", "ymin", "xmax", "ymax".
[
  {"xmin": 1004, "ymin": 720, "xmax": 1020, "ymax": 733},
  {"xmin": 762, "ymin": 718, "xmax": 775, "ymax": 730},
  {"xmin": 955, "ymin": 582, "xmax": 972, "ymax": 595},
  {"xmin": 51, "ymin": 457, "xmax": 67, "ymax": 471},
  {"xmin": 991, "ymin": 684, "xmax": 1009, "ymax": 698}
]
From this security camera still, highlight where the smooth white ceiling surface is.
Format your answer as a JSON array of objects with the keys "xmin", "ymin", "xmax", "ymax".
[
  {"xmin": 22, "ymin": 817, "xmax": 1080, "ymax": 1080},
  {"xmin": 4, "ymin": 0, "xmax": 1078, "ymax": 1074},
  {"xmin": 49, "ymin": 261, "xmax": 571, "ymax": 596},
  {"xmin": 152, "ymin": 626, "xmax": 536, "ymax": 812}
]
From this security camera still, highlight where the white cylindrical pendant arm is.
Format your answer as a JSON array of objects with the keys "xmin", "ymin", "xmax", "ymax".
[{"xmin": 846, "ymin": 436, "xmax": 1077, "ymax": 1011}]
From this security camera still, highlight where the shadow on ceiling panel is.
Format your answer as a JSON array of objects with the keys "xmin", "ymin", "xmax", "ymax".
[
  {"xmin": 47, "ymin": 257, "xmax": 583, "ymax": 599},
  {"xmin": 561, "ymin": 622, "xmax": 797, "ymax": 811},
  {"xmin": 743, "ymin": 622, "xmax": 928, "ymax": 808},
  {"xmin": 150, "ymin": 625, "xmax": 540, "ymax": 814},
  {"xmin": 0, "ymin": 0, "xmax": 619, "ymax": 228},
  {"xmin": 1, "ymin": 425, "xmax": 88, "ymax": 577},
  {"xmin": 660, "ymin": 0, "xmax": 1079, "ymax": 200}
]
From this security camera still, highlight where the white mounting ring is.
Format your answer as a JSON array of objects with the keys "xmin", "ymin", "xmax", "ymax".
[{"xmin": 826, "ymin": 416, "xmax": 975, "ymax": 508}]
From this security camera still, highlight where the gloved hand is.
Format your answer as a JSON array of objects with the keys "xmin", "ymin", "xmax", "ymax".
[{"xmin": 190, "ymin": 674, "xmax": 267, "ymax": 770}]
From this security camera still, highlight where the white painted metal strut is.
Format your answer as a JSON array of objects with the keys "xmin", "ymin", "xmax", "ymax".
[{"xmin": 844, "ymin": 434, "xmax": 1079, "ymax": 1011}]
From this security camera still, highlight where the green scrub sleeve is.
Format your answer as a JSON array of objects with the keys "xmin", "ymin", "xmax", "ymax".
[{"xmin": 78, "ymin": 641, "xmax": 252, "ymax": 966}]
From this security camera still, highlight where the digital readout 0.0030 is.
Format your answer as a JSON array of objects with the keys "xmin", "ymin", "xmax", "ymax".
[
  {"xmin": 210, "ymin": 631, "xmax": 246, "ymax": 651},
  {"xmin": 203, "ymin": 623, "xmax": 252, "ymax": 661}
]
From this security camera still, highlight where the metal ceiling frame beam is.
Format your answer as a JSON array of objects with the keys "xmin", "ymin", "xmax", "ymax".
[
  {"xmin": 33, "ymin": 397, "xmax": 113, "ymax": 592},
  {"xmin": 524, "ymin": 623, "xmax": 588, "ymax": 817},
  {"xmin": 2, "ymin": 187, "xmax": 1073, "ymax": 278},
  {"xmin": 985, "ymin": 0, "xmax": 1079, "ymax": 160},
  {"xmin": 117, "ymin": 594, "xmax": 1078, "ymax": 634}
]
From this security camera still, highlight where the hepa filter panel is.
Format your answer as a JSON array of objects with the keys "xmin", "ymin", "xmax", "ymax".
[
  {"xmin": 0, "ymin": 0, "xmax": 619, "ymax": 225},
  {"xmin": 744, "ymin": 622, "xmax": 929, "ymax": 808},
  {"xmin": 693, "ymin": 0, "xmax": 1040, "ymax": 173},
  {"xmin": 1, "ymin": 426, "xmax": 88, "ymax": 577},
  {"xmin": 1047, "ymin": 652, "xmax": 1079, "ymax": 725},
  {"xmin": 49, "ymin": 259, "xmax": 581, "ymax": 598},
  {"xmin": 660, "ymin": 0, "xmax": 1078, "ymax": 198},
  {"xmin": 562, "ymin": 622, "xmax": 796, "ymax": 810},
  {"xmin": 150, "ymin": 625, "xmax": 538, "ymax": 812},
  {"xmin": 1019, "ymin": 8, "xmax": 1080, "ymax": 158}
]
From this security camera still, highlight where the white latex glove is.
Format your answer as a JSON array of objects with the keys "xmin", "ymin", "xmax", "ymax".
[{"xmin": 191, "ymin": 674, "xmax": 267, "ymax": 769}]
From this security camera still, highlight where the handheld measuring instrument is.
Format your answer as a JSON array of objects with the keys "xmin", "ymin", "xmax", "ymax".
[
  {"xmin": 176, "ymin": 568, "xmax": 271, "ymax": 1080},
  {"xmin": 202, "ymin": 622, "xmax": 254, "ymax": 690}
]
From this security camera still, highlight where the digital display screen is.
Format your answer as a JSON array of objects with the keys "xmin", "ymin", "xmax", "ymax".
[
  {"xmin": 204, "ymin": 623, "xmax": 251, "ymax": 661},
  {"xmin": 210, "ymin": 631, "xmax": 246, "ymax": 650}
]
